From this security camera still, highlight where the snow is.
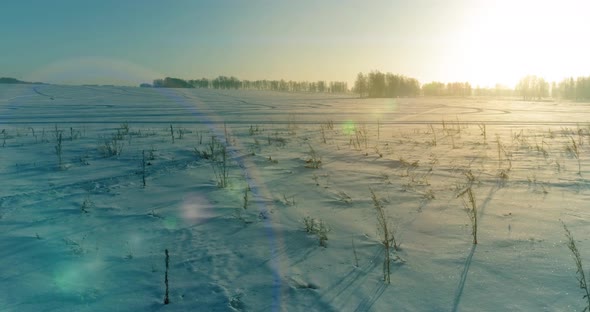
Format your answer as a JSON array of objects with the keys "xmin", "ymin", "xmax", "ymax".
[{"xmin": 1, "ymin": 84, "xmax": 589, "ymax": 311}]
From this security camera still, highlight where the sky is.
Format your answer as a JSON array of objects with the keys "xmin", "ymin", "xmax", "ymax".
[{"xmin": 1, "ymin": 0, "xmax": 590, "ymax": 87}]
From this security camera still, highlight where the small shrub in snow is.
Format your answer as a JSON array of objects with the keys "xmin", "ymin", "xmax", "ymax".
[
  {"xmin": 267, "ymin": 156, "xmax": 278, "ymax": 164},
  {"xmin": 147, "ymin": 146, "xmax": 156, "ymax": 160},
  {"xmin": 302, "ymin": 216, "xmax": 330, "ymax": 247},
  {"xmin": 212, "ymin": 144, "xmax": 229, "ymax": 188},
  {"xmin": 69, "ymin": 126, "xmax": 81, "ymax": 140},
  {"xmin": 119, "ymin": 122, "xmax": 129, "ymax": 135},
  {"xmin": 303, "ymin": 216, "xmax": 315, "ymax": 233},
  {"xmin": 317, "ymin": 220, "xmax": 330, "ymax": 247},
  {"xmin": 370, "ymin": 188, "xmax": 398, "ymax": 284},
  {"xmin": 249, "ymin": 124, "xmax": 260, "ymax": 136},
  {"xmin": 177, "ymin": 127, "xmax": 186, "ymax": 140},
  {"xmin": 194, "ymin": 147, "xmax": 212, "ymax": 160},
  {"xmin": 229, "ymin": 292, "xmax": 245, "ymax": 310},
  {"xmin": 81, "ymin": 195, "xmax": 94, "ymax": 213},
  {"xmin": 64, "ymin": 236, "xmax": 87, "ymax": 255},
  {"xmin": 282, "ymin": 193, "xmax": 296, "ymax": 206},
  {"xmin": 305, "ymin": 143, "xmax": 322, "ymax": 169},
  {"xmin": 99, "ymin": 135, "xmax": 123, "ymax": 157},
  {"xmin": 195, "ymin": 136, "xmax": 230, "ymax": 185}
]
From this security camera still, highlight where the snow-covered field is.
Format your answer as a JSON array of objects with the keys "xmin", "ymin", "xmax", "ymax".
[{"xmin": 2, "ymin": 84, "xmax": 590, "ymax": 311}]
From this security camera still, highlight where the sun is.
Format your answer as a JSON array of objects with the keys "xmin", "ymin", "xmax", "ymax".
[{"xmin": 444, "ymin": 0, "xmax": 590, "ymax": 87}]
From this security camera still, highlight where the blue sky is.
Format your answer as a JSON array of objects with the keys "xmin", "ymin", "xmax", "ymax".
[{"xmin": 2, "ymin": 0, "xmax": 589, "ymax": 87}]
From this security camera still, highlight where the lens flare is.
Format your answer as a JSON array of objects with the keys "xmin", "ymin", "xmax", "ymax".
[
  {"xmin": 53, "ymin": 258, "xmax": 103, "ymax": 294},
  {"xmin": 164, "ymin": 216, "xmax": 179, "ymax": 230},
  {"xmin": 54, "ymin": 266, "xmax": 84, "ymax": 292},
  {"xmin": 180, "ymin": 194, "xmax": 216, "ymax": 225},
  {"xmin": 342, "ymin": 120, "xmax": 356, "ymax": 135},
  {"xmin": 386, "ymin": 98, "xmax": 398, "ymax": 111}
]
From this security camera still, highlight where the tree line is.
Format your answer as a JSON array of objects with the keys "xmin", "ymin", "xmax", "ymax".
[
  {"xmin": 147, "ymin": 73, "xmax": 590, "ymax": 101},
  {"xmin": 553, "ymin": 76, "xmax": 590, "ymax": 100},
  {"xmin": 514, "ymin": 75, "xmax": 590, "ymax": 101},
  {"xmin": 353, "ymin": 72, "xmax": 420, "ymax": 97},
  {"xmin": 150, "ymin": 76, "xmax": 348, "ymax": 93},
  {"xmin": 0, "ymin": 77, "xmax": 44, "ymax": 84},
  {"xmin": 422, "ymin": 81, "xmax": 472, "ymax": 96}
]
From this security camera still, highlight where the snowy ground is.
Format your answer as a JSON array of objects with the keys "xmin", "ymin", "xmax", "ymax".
[{"xmin": 2, "ymin": 84, "xmax": 590, "ymax": 311}]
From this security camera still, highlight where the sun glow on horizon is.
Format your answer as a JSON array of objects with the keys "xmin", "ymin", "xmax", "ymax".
[{"xmin": 3, "ymin": 1, "xmax": 590, "ymax": 88}]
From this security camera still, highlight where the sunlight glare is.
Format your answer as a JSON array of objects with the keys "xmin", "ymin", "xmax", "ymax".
[{"xmin": 449, "ymin": 0, "xmax": 590, "ymax": 87}]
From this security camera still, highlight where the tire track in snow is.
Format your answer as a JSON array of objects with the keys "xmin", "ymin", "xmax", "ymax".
[
  {"xmin": 320, "ymin": 245, "xmax": 383, "ymax": 311},
  {"xmin": 167, "ymin": 227, "xmax": 238, "ymax": 310}
]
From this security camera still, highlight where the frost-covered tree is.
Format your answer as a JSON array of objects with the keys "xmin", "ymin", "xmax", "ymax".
[
  {"xmin": 516, "ymin": 75, "xmax": 548, "ymax": 100},
  {"xmin": 354, "ymin": 72, "xmax": 367, "ymax": 98}
]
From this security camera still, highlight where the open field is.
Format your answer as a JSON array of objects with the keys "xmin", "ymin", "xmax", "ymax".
[{"xmin": 2, "ymin": 84, "xmax": 590, "ymax": 311}]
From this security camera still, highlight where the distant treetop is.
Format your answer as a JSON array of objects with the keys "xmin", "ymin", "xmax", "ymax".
[{"xmin": 0, "ymin": 77, "xmax": 32, "ymax": 84}]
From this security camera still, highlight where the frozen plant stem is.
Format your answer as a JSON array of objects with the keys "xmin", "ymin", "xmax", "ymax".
[
  {"xmin": 317, "ymin": 220, "xmax": 329, "ymax": 247},
  {"xmin": 478, "ymin": 123, "xmax": 486, "ymax": 144},
  {"xmin": 320, "ymin": 125, "xmax": 327, "ymax": 144},
  {"xmin": 496, "ymin": 135, "xmax": 502, "ymax": 169},
  {"xmin": 429, "ymin": 124, "xmax": 437, "ymax": 146},
  {"xmin": 302, "ymin": 216, "xmax": 329, "ymax": 247},
  {"xmin": 243, "ymin": 186, "xmax": 249, "ymax": 210},
  {"xmin": 164, "ymin": 249, "xmax": 170, "ymax": 304},
  {"xmin": 306, "ymin": 143, "xmax": 322, "ymax": 168},
  {"xmin": 563, "ymin": 221, "xmax": 590, "ymax": 311},
  {"xmin": 141, "ymin": 150, "xmax": 146, "ymax": 187},
  {"xmin": 29, "ymin": 127, "xmax": 37, "ymax": 143},
  {"xmin": 352, "ymin": 236, "xmax": 359, "ymax": 267},
  {"xmin": 458, "ymin": 187, "xmax": 477, "ymax": 244},
  {"xmin": 212, "ymin": 144, "xmax": 229, "ymax": 188},
  {"xmin": 224, "ymin": 122, "xmax": 229, "ymax": 145},
  {"xmin": 569, "ymin": 137, "xmax": 581, "ymax": 175},
  {"xmin": 170, "ymin": 124, "xmax": 174, "ymax": 144},
  {"xmin": 55, "ymin": 132, "xmax": 63, "ymax": 169}
]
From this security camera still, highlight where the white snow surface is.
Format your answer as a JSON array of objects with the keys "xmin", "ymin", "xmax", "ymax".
[{"xmin": 1, "ymin": 84, "xmax": 590, "ymax": 311}]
